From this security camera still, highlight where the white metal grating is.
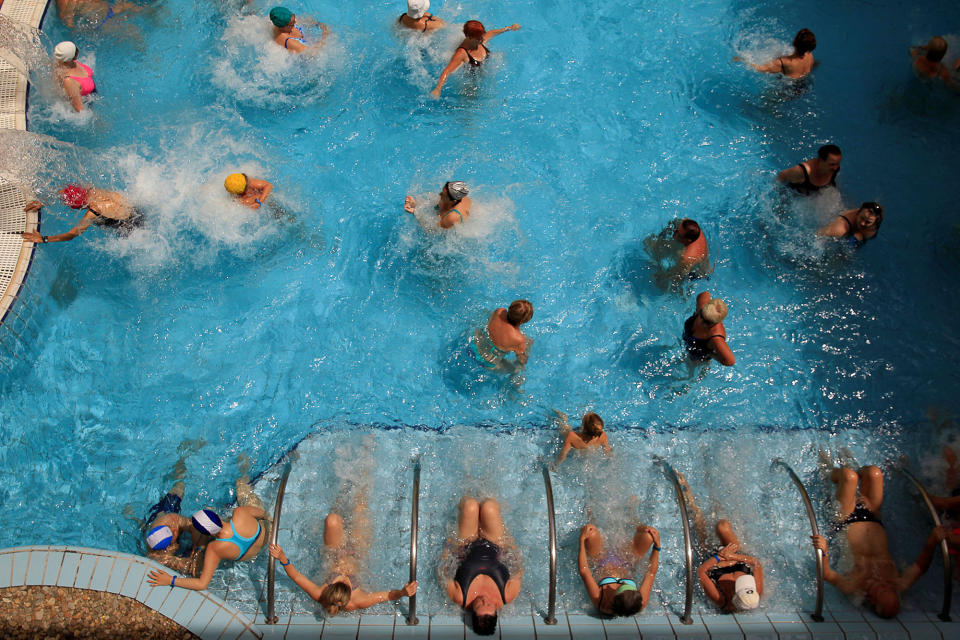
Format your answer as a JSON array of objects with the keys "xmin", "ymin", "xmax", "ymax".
[{"xmin": 0, "ymin": 0, "xmax": 48, "ymax": 26}]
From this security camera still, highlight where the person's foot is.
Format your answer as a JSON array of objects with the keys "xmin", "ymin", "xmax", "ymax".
[
  {"xmin": 817, "ymin": 448, "xmax": 837, "ymax": 476},
  {"xmin": 170, "ymin": 480, "xmax": 186, "ymax": 497},
  {"xmin": 237, "ymin": 453, "xmax": 251, "ymax": 478},
  {"xmin": 838, "ymin": 447, "xmax": 858, "ymax": 469}
]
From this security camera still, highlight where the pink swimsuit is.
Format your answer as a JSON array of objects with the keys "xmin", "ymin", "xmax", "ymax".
[{"xmin": 67, "ymin": 62, "xmax": 96, "ymax": 96}]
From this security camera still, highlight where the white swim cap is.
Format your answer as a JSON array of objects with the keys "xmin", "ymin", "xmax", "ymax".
[
  {"xmin": 732, "ymin": 575, "xmax": 760, "ymax": 610},
  {"xmin": 53, "ymin": 41, "xmax": 78, "ymax": 62},
  {"xmin": 407, "ymin": 0, "xmax": 429, "ymax": 19}
]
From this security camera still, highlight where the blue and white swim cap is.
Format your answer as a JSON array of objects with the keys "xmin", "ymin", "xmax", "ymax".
[
  {"xmin": 191, "ymin": 509, "xmax": 223, "ymax": 535},
  {"xmin": 146, "ymin": 525, "xmax": 174, "ymax": 550}
]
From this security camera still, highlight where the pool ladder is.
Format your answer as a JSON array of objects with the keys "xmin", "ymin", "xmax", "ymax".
[
  {"xmin": 406, "ymin": 458, "xmax": 422, "ymax": 625},
  {"xmin": 265, "ymin": 461, "xmax": 293, "ymax": 624},
  {"xmin": 655, "ymin": 456, "xmax": 695, "ymax": 625},
  {"xmin": 542, "ymin": 463, "xmax": 559, "ymax": 624},
  {"xmin": 900, "ymin": 468, "xmax": 953, "ymax": 621}
]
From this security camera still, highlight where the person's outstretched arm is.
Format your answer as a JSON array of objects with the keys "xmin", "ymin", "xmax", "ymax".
[
  {"xmin": 147, "ymin": 543, "xmax": 222, "ymax": 590},
  {"xmin": 776, "ymin": 164, "xmax": 805, "ymax": 185},
  {"xmin": 637, "ymin": 527, "xmax": 660, "ymax": 608},
  {"xmin": 248, "ymin": 179, "xmax": 273, "ymax": 204},
  {"xmin": 63, "ymin": 78, "xmax": 84, "ymax": 112},
  {"xmin": 431, "ymin": 50, "xmax": 467, "ymax": 97},
  {"xmin": 812, "ymin": 535, "xmax": 858, "ymax": 594},
  {"xmin": 697, "ymin": 554, "xmax": 724, "ymax": 607},
  {"xmin": 482, "ymin": 24, "xmax": 521, "ymax": 41},
  {"xmin": 267, "ymin": 544, "xmax": 326, "ymax": 600},
  {"xmin": 752, "ymin": 57, "xmax": 784, "ymax": 74},
  {"xmin": 899, "ymin": 527, "xmax": 948, "ymax": 591},
  {"xmin": 709, "ymin": 336, "xmax": 736, "ymax": 366},
  {"xmin": 22, "ymin": 210, "xmax": 97, "ymax": 244},
  {"xmin": 577, "ymin": 526, "xmax": 601, "ymax": 607},
  {"xmin": 817, "ymin": 210, "xmax": 856, "ymax": 238},
  {"xmin": 347, "ymin": 582, "xmax": 417, "ymax": 611}
]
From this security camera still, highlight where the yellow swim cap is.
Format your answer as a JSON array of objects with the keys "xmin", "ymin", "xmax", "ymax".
[{"xmin": 224, "ymin": 173, "xmax": 247, "ymax": 194}]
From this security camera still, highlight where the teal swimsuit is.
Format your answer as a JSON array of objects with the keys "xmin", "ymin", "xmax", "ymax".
[
  {"xmin": 470, "ymin": 329, "xmax": 508, "ymax": 369},
  {"xmin": 219, "ymin": 521, "xmax": 261, "ymax": 557}
]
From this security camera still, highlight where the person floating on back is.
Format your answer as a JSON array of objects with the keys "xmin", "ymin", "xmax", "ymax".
[
  {"xmin": 777, "ymin": 144, "xmax": 841, "ymax": 196},
  {"xmin": 224, "ymin": 173, "xmax": 274, "ymax": 210},
  {"xmin": 398, "ymin": 0, "xmax": 445, "ymax": 32},
  {"xmin": 270, "ymin": 6, "xmax": 329, "ymax": 53},
  {"xmin": 431, "ymin": 20, "xmax": 521, "ymax": 97},
  {"xmin": 746, "ymin": 28, "xmax": 816, "ymax": 79},
  {"xmin": 53, "ymin": 41, "xmax": 94, "ymax": 112}
]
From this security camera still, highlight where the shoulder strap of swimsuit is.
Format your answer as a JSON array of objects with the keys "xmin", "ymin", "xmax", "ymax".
[
  {"xmin": 798, "ymin": 163, "xmax": 810, "ymax": 181},
  {"xmin": 779, "ymin": 57, "xmax": 785, "ymax": 72},
  {"xmin": 837, "ymin": 215, "xmax": 853, "ymax": 231},
  {"xmin": 448, "ymin": 208, "xmax": 464, "ymax": 223},
  {"xmin": 399, "ymin": 14, "xmax": 405, "ymax": 22}
]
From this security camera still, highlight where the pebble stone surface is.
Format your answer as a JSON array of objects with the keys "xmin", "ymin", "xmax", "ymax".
[{"xmin": 0, "ymin": 586, "xmax": 200, "ymax": 640}]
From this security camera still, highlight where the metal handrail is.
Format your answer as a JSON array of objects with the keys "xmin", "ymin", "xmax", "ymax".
[
  {"xmin": 771, "ymin": 459, "xmax": 824, "ymax": 622},
  {"xmin": 265, "ymin": 462, "xmax": 293, "ymax": 624},
  {"xmin": 901, "ymin": 468, "xmax": 952, "ymax": 621},
  {"xmin": 406, "ymin": 459, "xmax": 422, "ymax": 626},
  {"xmin": 542, "ymin": 464, "xmax": 558, "ymax": 624},
  {"xmin": 654, "ymin": 456, "xmax": 693, "ymax": 625}
]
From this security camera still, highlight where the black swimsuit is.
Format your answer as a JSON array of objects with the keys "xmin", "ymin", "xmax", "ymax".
[
  {"xmin": 834, "ymin": 503, "xmax": 883, "ymax": 532},
  {"xmin": 398, "ymin": 14, "xmax": 437, "ymax": 32},
  {"xmin": 458, "ymin": 43, "xmax": 490, "ymax": 67},
  {"xmin": 789, "ymin": 163, "xmax": 838, "ymax": 195},
  {"xmin": 682, "ymin": 313, "xmax": 724, "ymax": 362},
  {"xmin": 707, "ymin": 561, "xmax": 753, "ymax": 586},
  {"xmin": 454, "ymin": 539, "xmax": 510, "ymax": 603}
]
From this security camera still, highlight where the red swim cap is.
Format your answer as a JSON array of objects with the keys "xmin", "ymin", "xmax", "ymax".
[{"xmin": 61, "ymin": 184, "xmax": 88, "ymax": 209}]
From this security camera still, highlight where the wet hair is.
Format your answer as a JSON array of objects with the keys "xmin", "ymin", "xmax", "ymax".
[
  {"xmin": 610, "ymin": 590, "xmax": 644, "ymax": 616},
  {"xmin": 870, "ymin": 587, "xmax": 900, "ymax": 618},
  {"xmin": 581, "ymin": 412, "xmax": 604, "ymax": 441},
  {"xmin": 470, "ymin": 611, "xmax": 497, "ymax": 635},
  {"xmin": 320, "ymin": 582, "xmax": 351, "ymax": 614},
  {"xmin": 859, "ymin": 202, "xmax": 884, "ymax": 229},
  {"xmin": 926, "ymin": 36, "xmax": 948, "ymax": 62},
  {"xmin": 793, "ymin": 29, "xmax": 816, "ymax": 55},
  {"xmin": 463, "ymin": 20, "xmax": 486, "ymax": 39},
  {"xmin": 677, "ymin": 219, "xmax": 701, "ymax": 243},
  {"xmin": 818, "ymin": 144, "xmax": 842, "ymax": 161},
  {"xmin": 700, "ymin": 298, "xmax": 728, "ymax": 325},
  {"xmin": 506, "ymin": 300, "xmax": 533, "ymax": 326}
]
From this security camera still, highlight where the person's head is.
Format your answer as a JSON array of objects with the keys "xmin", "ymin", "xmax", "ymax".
[
  {"xmin": 463, "ymin": 20, "xmax": 486, "ymax": 40},
  {"xmin": 145, "ymin": 525, "xmax": 175, "ymax": 552},
  {"xmin": 191, "ymin": 509, "xmax": 223, "ymax": 536},
  {"xmin": 699, "ymin": 298, "xmax": 728, "ymax": 325},
  {"xmin": 730, "ymin": 575, "xmax": 761, "ymax": 611},
  {"xmin": 506, "ymin": 299, "xmax": 533, "ymax": 326},
  {"xmin": 673, "ymin": 218, "xmax": 701, "ymax": 245},
  {"xmin": 867, "ymin": 583, "xmax": 900, "ymax": 618},
  {"xmin": 581, "ymin": 412, "xmax": 604, "ymax": 440},
  {"xmin": 817, "ymin": 144, "xmax": 842, "ymax": 171},
  {"xmin": 269, "ymin": 6, "xmax": 294, "ymax": 28},
  {"xmin": 925, "ymin": 36, "xmax": 948, "ymax": 62},
  {"xmin": 793, "ymin": 29, "xmax": 816, "ymax": 55},
  {"xmin": 53, "ymin": 41, "xmax": 78, "ymax": 64},
  {"xmin": 468, "ymin": 599, "xmax": 498, "ymax": 635},
  {"xmin": 61, "ymin": 184, "xmax": 88, "ymax": 209},
  {"xmin": 856, "ymin": 202, "xmax": 883, "ymax": 230},
  {"xmin": 224, "ymin": 173, "xmax": 248, "ymax": 195},
  {"xmin": 320, "ymin": 581, "xmax": 352, "ymax": 615},
  {"xmin": 407, "ymin": 0, "xmax": 429, "ymax": 20},
  {"xmin": 441, "ymin": 180, "xmax": 469, "ymax": 204},
  {"xmin": 609, "ymin": 589, "xmax": 644, "ymax": 616}
]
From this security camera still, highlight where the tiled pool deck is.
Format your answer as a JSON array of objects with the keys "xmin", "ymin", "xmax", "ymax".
[{"xmin": 3, "ymin": 545, "xmax": 958, "ymax": 639}]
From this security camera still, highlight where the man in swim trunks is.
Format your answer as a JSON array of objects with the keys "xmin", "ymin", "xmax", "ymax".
[
  {"xmin": 471, "ymin": 300, "xmax": 533, "ymax": 370},
  {"xmin": 646, "ymin": 218, "xmax": 711, "ymax": 289},
  {"xmin": 270, "ymin": 6, "xmax": 330, "ymax": 53},
  {"xmin": 577, "ymin": 522, "xmax": 660, "ymax": 616},
  {"xmin": 20, "ymin": 184, "xmax": 138, "ymax": 245},
  {"xmin": 749, "ymin": 28, "xmax": 816, "ymax": 79},
  {"xmin": 910, "ymin": 37, "xmax": 953, "ymax": 84},
  {"xmin": 404, "ymin": 180, "xmax": 470, "ymax": 229},
  {"xmin": 777, "ymin": 144, "xmax": 841, "ymax": 196},
  {"xmin": 812, "ymin": 462, "xmax": 946, "ymax": 618},
  {"xmin": 443, "ymin": 497, "xmax": 523, "ymax": 636},
  {"xmin": 398, "ymin": 0, "xmax": 445, "ymax": 32},
  {"xmin": 147, "ymin": 473, "xmax": 270, "ymax": 591},
  {"xmin": 53, "ymin": 41, "xmax": 95, "ymax": 113}
]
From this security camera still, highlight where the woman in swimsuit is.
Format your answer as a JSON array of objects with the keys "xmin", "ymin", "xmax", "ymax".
[
  {"xmin": 404, "ymin": 180, "xmax": 471, "ymax": 229},
  {"xmin": 398, "ymin": 0, "xmax": 445, "ymax": 32},
  {"xmin": 20, "ymin": 184, "xmax": 138, "ymax": 245},
  {"xmin": 910, "ymin": 36, "xmax": 953, "ymax": 83},
  {"xmin": 555, "ymin": 411, "xmax": 611, "ymax": 465},
  {"xmin": 443, "ymin": 497, "xmax": 523, "ymax": 635},
  {"xmin": 816, "ymin": 202, "xmax": 883, "ymax": 248},
  {"xmin": 224, "ymin": 173, "xmax": 274, "ymax": 211},
  {"xmin": 749, "ymin": 28, "xmax": 816, "ymax": 79},
  {"xmin": 470, "ymin": 300, "xmax": 534, "ymax": 370},
  {"xmin": 682, "ymin": 292, "xmax": 735, "ymax": 366},
  {"xmin": 53, "ymin": 41, "xmax": 95, "ymax": 112},
  {"xmin": 776, "ymin": 144, "xmax": 842, "ymax": 195},
  {"xmin": 270, "ymin": 6, "xmax": 329, "ymax": 53},
  {"xmin": 431, "ymin": 20, "xmax": 521, "ymax": 97},
  {"xmin": 147, "ymin": 474, "xmax": 270, "ymax": 590},
  {"xmin": 577, "ymin": 522, "xmax": 660, "ymax": 616}
]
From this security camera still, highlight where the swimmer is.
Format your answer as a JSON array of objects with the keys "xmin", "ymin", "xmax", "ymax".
[
  {"xmin": 682, "ymin": 292, "xmax": 735, "ymax": 366},
  {"xmin": 909, "ymin": 37, "xmax": 953, "ymax": 84},
  {"xmin": 443, "ymin": 497, "xmax": 523, "ymax": 635},
  {"xmin": 645, "ymin": 218, "xmax": 711, "ymax": 289},
  {"xmin": 577, "ymin": 522, "xmax": 660, "ymax": 616},
  {"xmin": 141, "ymin": 462, "xmax": 205, "ymax": 577},
  {"xmin": 398, "ymin": 0, "xmax": 445, "ymax": 32},
  {"xmin": 147, "ymin": 473, "xmax": 270, "ymax": 590},
  {"xmin": 812, "ymin": 459, "xmax": 945, "ymax": 618},
  {"xmin": 555, "ymin": 411, "xmax": 611, "ymax": 465},
  {"xmin": 470, "ymin": 300, "xmax": 534, "ymax": 370},
  {"xmin": 777, "ymin": 144, "xmax": 841, "ymax": 196},
  {"xmin": 431, "ymin": 20, "xmax": 522, "ymax": 97},
  {"xmin": 224, "ymin": 173, "xmax": 274, "ymax": 210},
  {"xmin": 816, "ymin": 202, "xmax": 883, "ymax": 249},
  {"xmin": 678, "ymin": 474, "xmax": 764, "ymax": 613},
  {"xmin": 53, "ymin": 41, "xmax": 95, "ymax": 113},
  {"xmin": 55, "ymin": 0, "xmax": 142, "ymax": 29},
  {"xmin": 404, "ymin": 180, "xmax": 470, "ymax": 229},
  {"xmin": 270, "ymin": 6, "xmax": 329, "ymax": 53},
  {"xmin": 20, "ymin": 185, "xmax": 139, "ymax": 245},
  {"xmin": 747, "ymin": 28, "xmax": 816, "ymax": 79}
]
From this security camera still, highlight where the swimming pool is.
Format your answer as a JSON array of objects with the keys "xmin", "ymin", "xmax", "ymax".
[{"xmin": 2, "ymin": 0, "xmax": 959, "ymax": 620}]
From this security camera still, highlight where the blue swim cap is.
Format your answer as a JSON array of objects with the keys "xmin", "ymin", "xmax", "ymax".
[
  {"xmin": 269, "ymin": 7, "xmax": 293, "ymax": 27},
  {"xmin": 192, "ymin": 509, "xmax": 223, "ymax": 535},
  {"xmin": 146, "ymin": 525, "xmax": 174, "ymax": 550}
]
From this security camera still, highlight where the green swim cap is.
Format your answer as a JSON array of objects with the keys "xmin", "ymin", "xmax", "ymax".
[{"xmin": 269, "ymin": 7, "xmax": 293, "ymax": 27}]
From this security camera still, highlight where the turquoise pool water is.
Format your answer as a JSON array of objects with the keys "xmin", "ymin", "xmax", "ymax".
[{"xmin": 2, "ymin": 0, "xmax": 959, "ymax": 617}]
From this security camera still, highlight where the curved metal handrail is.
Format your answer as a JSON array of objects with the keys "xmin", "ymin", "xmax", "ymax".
[
  {"xmin": 901, "ymin": 468, "xmax": 952, "ymax": 622},
  {"xmin": 771, "ymin": 458, "xmax": 824, "ymax": 622},
  {"xmin": 542, "ymin": 464, "xmax": 558, "ymax": 624},
  {"xmin": 265, "ymin": 462, "xmax": 293, "ymax": 624},
  {"xmin": 654, "ymin": 456, "xmax": 693, "ymax": 625},
  {"xmin": 406, "ymin": 459, "xmax": 422, "ymax": 626}
]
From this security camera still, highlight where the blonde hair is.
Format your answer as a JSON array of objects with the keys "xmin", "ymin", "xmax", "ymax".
[
  {"xmin": 700, "ymin": 299, "xmax": 728, "ymax": 325},
  {"xmin": 321, "ymin": 582, "xmax": 351, "ymax": 615},
  {"xmin": 581, "ymin": 412, "xmax": 604, "ymax": 441}
]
